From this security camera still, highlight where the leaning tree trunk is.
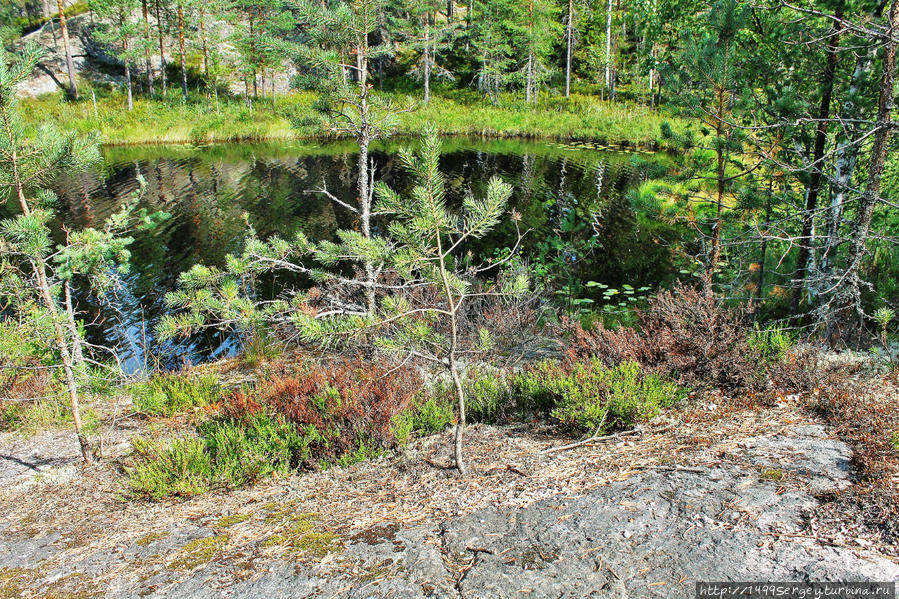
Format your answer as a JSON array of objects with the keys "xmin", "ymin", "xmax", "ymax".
[
  {"xmin": 827, "ymin": 0, "xmax": 899, "ymax": 341},
  {"xmin": 141, "ymin": 0, "xmax": 155, "ymax": 95},
  {"xmin": 177, "ymin": 3, "xmax": 188, "ymax": 101},
  {"xmin": 789, "ymin": 8, "xmax": 842, "ymax": 317},
  {"xmin": 56, "ymin": 0, "xmax": 79, "ymax": 99}
]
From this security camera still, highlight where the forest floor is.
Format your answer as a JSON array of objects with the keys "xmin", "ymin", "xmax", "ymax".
[{"xmin": 0, "ymin": 354, "xmax": 897, "ymax": 597}]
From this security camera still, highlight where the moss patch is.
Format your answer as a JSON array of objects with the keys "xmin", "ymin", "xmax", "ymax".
[
  {"xmin": 167, "ymin": 535, "xmax": 229, "ymax": 571},
  {"xmin": 0, "ymin": 568, "xmax": 33, "ymax": 599},
  {"xmin": 215, "ymin": 514, "xmax": 251, "ymax": 528},
  {"xmin": 135, "ymin": 531, "xmax": 169, "ymax": 547}
]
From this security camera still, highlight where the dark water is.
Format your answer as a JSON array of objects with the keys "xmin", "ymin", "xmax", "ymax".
[{"xmin": 48, "ymin": 137, "xmax": 676, "ymax": 371}]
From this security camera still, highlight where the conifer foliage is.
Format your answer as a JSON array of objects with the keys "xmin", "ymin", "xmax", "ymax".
[{"xmin": 0, "ymin": 46, "xmax": 167, "ymax": 462}]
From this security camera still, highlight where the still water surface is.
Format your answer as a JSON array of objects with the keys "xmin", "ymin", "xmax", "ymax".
[{"xmin": 49, "ymin": 137, "xmax": 673, "ymax": 371}]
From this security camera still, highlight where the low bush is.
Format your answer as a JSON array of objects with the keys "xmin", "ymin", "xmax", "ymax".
[
  {"xmin": 131, "ymin": 372, "xmax": 224, "ymax": 416},
  {"xmin": 568, "ymin": 283, "xmax": 763, "ymax": 390},
  {"xmin": 512, "ymin": 358, "xmax": 682, "ymax": 433},
  {"xmin": 126, "ymin": 412, "xmax": 308, "ymax": 499},
  {"xmin": 126, "ymin": 359, "xmax": 425, "ymax": 498},
  {"xmin": 225, "ymin": 359, "xmax": 424, "ymax": 463}
]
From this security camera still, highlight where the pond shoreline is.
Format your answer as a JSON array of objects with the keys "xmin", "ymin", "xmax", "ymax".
[{"xmin": 97, "ymin": 131, "xmax": 663, "ymax": 151}]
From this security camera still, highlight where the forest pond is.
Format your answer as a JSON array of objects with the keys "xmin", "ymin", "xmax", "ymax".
[{"xmin": 42, "ymin": 137, "xmax": 679, "ymax": 371}]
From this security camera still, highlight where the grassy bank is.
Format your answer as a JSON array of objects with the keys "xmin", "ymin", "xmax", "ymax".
[{"xmin": 20, "ymin": 89, "xmax": 685, "ymax": 146}]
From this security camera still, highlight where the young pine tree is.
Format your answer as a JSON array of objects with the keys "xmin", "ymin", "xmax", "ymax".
[
  {"xmin": 296, "ymin": 129, "xmax": 525, "ymax": 474},
  {"xmin": 0, "ymin": 46, "xmax": 166, "ymax": 462}
]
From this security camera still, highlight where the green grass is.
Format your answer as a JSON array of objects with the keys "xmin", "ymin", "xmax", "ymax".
[{"xmin": 22, "ymin": 89, "xmax": 686, "ymax": 147}]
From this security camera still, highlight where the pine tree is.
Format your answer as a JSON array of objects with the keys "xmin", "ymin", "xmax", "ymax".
[
  {"xmin": 93, "ymin": 0, "xmax": 142, "ymax": 110},
  {"xmin": 289, "ymin": 0, "xmax": 410, "ymax": 313},
  {"xmin": 0, "ymin": 46, "xmax": 166, "ymax": 462}
]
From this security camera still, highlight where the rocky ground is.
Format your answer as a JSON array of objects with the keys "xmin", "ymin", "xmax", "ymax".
[{"xmin": 1, "ymin": 387, "xmax": 897, "ymax": 598}]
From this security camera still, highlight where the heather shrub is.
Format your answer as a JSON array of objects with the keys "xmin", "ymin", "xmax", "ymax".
[
  {"xmin": 126, "ymin": 412, "xmax": 308, "ymax": 499},
  {"xmin": 569, "ymin": 283, "xmax": 762, "ymax": 390},
  {"xmin": 225, "ymin": 359, "xmax": 424, "ymax": 463},
  {"xmin": 391, "ymin": 395, "xmax": 454, "ymax": 446},
  {"xmin": 512, "ymin": 358, "xmax": 682, "ymax": 433},
  {"xmin": 132, "ymin": 372, "xmax": 225, "ymax": 416}
]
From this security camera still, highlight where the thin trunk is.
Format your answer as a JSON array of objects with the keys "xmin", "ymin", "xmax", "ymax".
[
  {"xmin": 435, "ymin": 221, "xmax": 467, "ymax": 475},
  {"xmin": 447, "ymin": 0, "xmax": 453, "ymax": 20},
  {"xmin": 565, "ymin": 0, "xmax": 573, "ymax": 98},
  {"xmin": 830, "ymin": 0, "xmax": 899, "ymax": 338},
  {"xmin": 122, "ymin": 11, "xmax": 133, "ymax": 111},
  {"xmin": 155, "ymin": 0, "xmax": 167, "ymax": 95},
  {"xmin": 249, "ymin": 6, "xmax": 258, "ymax": 98},
  {"xmin": 56, "ymin": 0, "xmax": 78, "ymax": 99},
  {"xmin": 754, "ymin": 181, "xmax": 774, "ymax": 317},
  {"xmin": 790, "ymin": 8, "xmax": 842, "ymax": 317},
  {"xmin": 604, "ymin": 0, "xmax": 612, "ymax": 89},
  {"xmin": 42, "ymin": 0, "xmax": 51, "ymax": 19},
  {"xmin": 356, "ymin": 22, "xmax": 376, "ymax": 315},
  {"xmin": 200, "ymin": 8, "xmax": 210, "ymax": 100},
  {"xmin": 527, "ymin": 0, "xmax": 535, "ymax": 104},
  {"xmin": 0, "ymin": 104, "xmax": 91, "ymax": 463},
  {"xmin": 177, "ymin": 3, "xmax": 188, "ymax": 101},
  {"xmin": 142, "ymin": 0, "xmax": 155, "ymax": 95},
  {"xmin": 821, "ymin": 47, "xmax": 875, "ymax": 283}
]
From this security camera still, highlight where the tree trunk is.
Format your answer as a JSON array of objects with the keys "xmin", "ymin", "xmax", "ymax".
[
  {"xmin": 42, "ymin": 0, "xmax": 51, "ymax": 19},
  {"xmin": 0, "ymin": 104, "xmax": 91, "ymax": 463},
  {"xmin": 828, "ymin": 0, "xmax": 899, "ymax": 339},
  {"xmin": 155, "ymin": 0, "xmax": 167, "ymax": 95},
  {"xmin": 56, "ymin": 0, "xmax": 78, "ymax": 99},
  {"xmin": 789, "ymin": 8, "xmax": 842, "ymax": 317},
  {"xmin": 249, "ymin": 6, "xmax": 258, "ymax": 98},
  {"xmin": 142, "ymin": 0, "xmax": 155, "ymax": 95},
  {"xmin": 447, "ymin": 0, "xmax": 453, "ymax": 21},
  {"xmin": 200, "ymin": 7, "xmax": 210, "ymax": 100},
  {"xmin": 604, "ymin": 0, "xmax": 612, "ymax": 89},
  {"xmin": 177, "ymin": 3, "xmax": 188, "ymax": 101},
  {"xmin": 565, "ymin": 0, "xmax": 573, "ymax": 98}
]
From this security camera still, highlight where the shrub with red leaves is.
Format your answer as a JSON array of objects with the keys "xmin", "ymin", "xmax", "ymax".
[
  {"xmin": 222, "ymin": 359, "xmax": 424, "ymax": 465},
  {"xmin": 568, "ymin": 284, "xmax": 761, "ymax": 390}
]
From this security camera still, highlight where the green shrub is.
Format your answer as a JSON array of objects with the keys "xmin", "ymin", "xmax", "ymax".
[
  {"xmin": 513, "ymin": 358, "xmax": 681, "ymax": 433},
  {"xmin": 390, "ymin": 394, "xmax": 454, "ymax": 446},
  {"xmin": 463, "ymin": 369, "xmax": 514, "ymax": 424},
  {"xmin": 131, "ymin": 372, "xmax": 224, "ymax": 416},
  {"xmin": 199, "ymin": 413, "xmax": 310, "ymax": 487},
  {"xmin": 127, "ymin": 436, "xmax": 213, "ymax": 500},
  {"xmin": 747, "ymin": 326, "xmax": 794, "ymax": 364},
  {"xmin": 126, "ymin": 412, "xmax": 308, "ymax": 499}
]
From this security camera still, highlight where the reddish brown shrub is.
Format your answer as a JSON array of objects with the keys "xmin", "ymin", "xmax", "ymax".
[
  {"xmin": 568, "ymin": 284, "xmax": 761, "ymax": 390},
  {"xmin": 221, "ymin": 358, "xmax": 423, "ymax": 464}
]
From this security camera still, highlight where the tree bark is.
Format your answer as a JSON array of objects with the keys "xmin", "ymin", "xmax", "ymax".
[
  {"xmin": 790, "ymin": 7, "xmax": 842, "ymax": 317},
  {"xmin": 604, "ymin": 0, "xmax": 612, "ymax": 89},
  {"xmin": 200, "ymin": 7, "xmax": 210, "ymax": 100},
  {"xmin": 56, "ymin": 0, "xmax": 79, "ymax": 99},
  {"xmin": 423, "ymin": 14, "xmax": 431, "ymax": 105},
  {"xmin": 828, "ymin": 0, "xmax": 899, "ymax": 339},
  {"xmin": 141, "ymin": 0, "xmax": 155, "ymax": 95},
  {"xmin": 155, "ymin": 0, "xmax": 167, "ymax": 95},
  {"xmin": 177, "ymin": 3, "xmax": 188, "ymax": 101}
]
